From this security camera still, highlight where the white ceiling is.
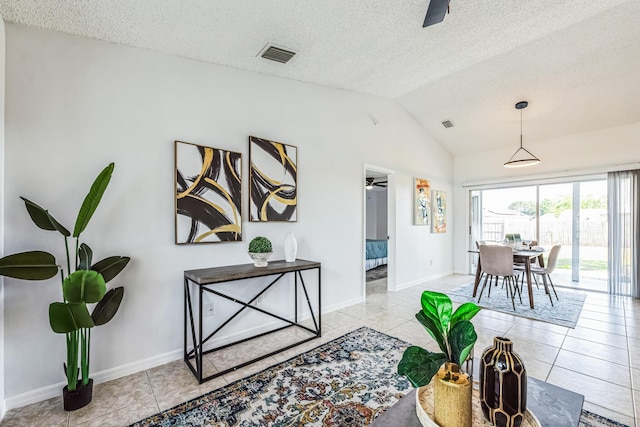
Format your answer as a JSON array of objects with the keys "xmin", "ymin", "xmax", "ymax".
[{"xmin": 1, "ymin": 0, "xmax": 639, "ymax": 156}]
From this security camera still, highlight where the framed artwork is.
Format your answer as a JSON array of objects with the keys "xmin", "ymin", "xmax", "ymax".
[
  {"xmin": 414, "ymin": 178, "xmax": 431, "ymax": 226},
  {"xmin": 175, "ymin": 140, "xmax": 242, "ymax": 244},
  {"xmin": 249, "ymin": 136, "xmax": 297, "ymax": 222},
  {"xmin": 432, "ymin": 190, "xmax": 447, "ymax": 233}
]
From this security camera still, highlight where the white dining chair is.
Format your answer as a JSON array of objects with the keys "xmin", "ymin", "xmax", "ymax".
[{"xmin": 530, "ymin": 244, "xmax": 561, "ymax": 305}]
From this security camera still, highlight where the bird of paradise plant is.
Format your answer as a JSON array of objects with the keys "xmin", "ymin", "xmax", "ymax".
[{"xmin": 0, "ymin": 163, "xmax": 129, "ymax": 406}]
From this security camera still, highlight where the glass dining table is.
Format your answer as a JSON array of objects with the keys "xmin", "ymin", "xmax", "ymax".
[{"xmin": 470, "ymin": 246, "xmax": 548, "ymax": 309}]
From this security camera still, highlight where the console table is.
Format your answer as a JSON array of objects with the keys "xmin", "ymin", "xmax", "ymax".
[{"xmin": 183, "ymin": 259, "xmax": 321, "ymax": 383}]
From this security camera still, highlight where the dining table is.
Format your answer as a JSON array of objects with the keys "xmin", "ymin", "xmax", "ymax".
[{"xmin": 470, "ymin": 246, "xmax": 548, "ymax": 309}]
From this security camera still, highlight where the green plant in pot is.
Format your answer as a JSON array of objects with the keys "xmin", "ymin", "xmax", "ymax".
[
  {"xmin": 0, "ymin": 163, "xmax": 130, "ymax": 411},
  {"xmin": 397, "ymin": 291, "xmax": 480, "ymax": 427},
  {"xmin": 248, "ymin": 236, "xmax": 273, "ymax": 267}
]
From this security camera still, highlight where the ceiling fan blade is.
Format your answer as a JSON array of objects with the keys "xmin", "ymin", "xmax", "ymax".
[{"xmin": 423, "ymin": 0, "xmax": 449, "ymax": 27}]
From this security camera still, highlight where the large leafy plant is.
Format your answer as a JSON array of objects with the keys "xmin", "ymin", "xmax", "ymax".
[
  {"xmin": 0, "ymin": 163, "xmax": 129, "ymax": 391},
  {"xmin": 398, "ymin": 291, "xmax": 480, "ymax": 387}
]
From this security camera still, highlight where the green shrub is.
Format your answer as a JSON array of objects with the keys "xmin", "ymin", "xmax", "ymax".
[{"xmin": 249, "ymin": 236, "xmax": 272, "ymax": 253}]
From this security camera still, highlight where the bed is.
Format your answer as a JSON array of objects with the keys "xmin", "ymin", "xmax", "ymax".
[{"xmin": 365, "ymin": 239, "xmax": 388, "ymax": 271}]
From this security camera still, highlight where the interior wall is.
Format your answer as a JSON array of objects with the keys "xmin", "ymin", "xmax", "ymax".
[
  {"xmin": 365, "ymin": 188, "xmax": 388, "ymax": 240},
  {"xmin": 0, "ymin": 12, "xmax": 5, "ymax": 421},
  {"xmin": 2, "ymin": 24, "xmax": 454, "ymax": 403},
  {"xmin": 365, "ymin": 191, "xmax": 378, "ymax": 239},
  {"xmin": 376, "ymin": 190, "xmax": 388, "ymax": 239},
  {"xmin": 452, "ymin": 122, "xmax": 640, "ymax": 273}
]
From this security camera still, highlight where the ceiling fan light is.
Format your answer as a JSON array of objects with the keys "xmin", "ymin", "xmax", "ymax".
[{"xmin": 365, "ymin": 178, "xmax": 374, "ymax": 190}]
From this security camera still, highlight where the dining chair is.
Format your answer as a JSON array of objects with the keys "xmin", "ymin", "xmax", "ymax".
[
  {"xmin": 477, "ymin": 245, "xmax": 521, "ymax": 309},
  {"xmin": 530, "ymin": 244, "xmax": 561, "ymax": 305},
  {"xmin": 475, "ymin": 240, "xmax": 487, "ymax": 283}
]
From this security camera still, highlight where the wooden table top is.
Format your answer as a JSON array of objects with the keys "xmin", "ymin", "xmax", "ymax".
[{"xmin": 184, "ymin": 259, "xmax": 321, "ymax": 285}]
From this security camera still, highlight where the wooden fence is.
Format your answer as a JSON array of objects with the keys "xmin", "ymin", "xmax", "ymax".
[{"xmin": 483, "ymin": 216, "xmax": 608, "ymax": 247}]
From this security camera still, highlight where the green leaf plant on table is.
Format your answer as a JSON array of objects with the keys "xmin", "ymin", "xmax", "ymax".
[
  {"xmin": 0, "ymin": 163, "xmax": 130, "ymax": 410},
  {"xmin": 398, "ymin": 290, "xmax": 480, "ymax": 386},
  {"xmin": 397, "ymin": 291, "xmax": 481, "ymax": 427}
]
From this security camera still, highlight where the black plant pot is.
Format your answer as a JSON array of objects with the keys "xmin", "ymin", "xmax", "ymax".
[{"xmin": 63, "ymin": 379, "xmax": 93, "ymax": 411}]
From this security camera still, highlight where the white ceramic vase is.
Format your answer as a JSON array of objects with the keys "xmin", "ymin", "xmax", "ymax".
[{"xmin": 284, "ymin": 232, "xmax": 297, "ymax": 262}]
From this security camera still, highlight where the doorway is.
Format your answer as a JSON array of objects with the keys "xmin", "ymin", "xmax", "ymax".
[{"xmin": 363, "ymin": 165, "xmax": 394, "ymax": 297}]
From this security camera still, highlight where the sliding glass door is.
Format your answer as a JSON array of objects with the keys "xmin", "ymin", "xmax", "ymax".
[{"xmin": 470, "ymin": 178, "xmax": 607, "ymax": 291}]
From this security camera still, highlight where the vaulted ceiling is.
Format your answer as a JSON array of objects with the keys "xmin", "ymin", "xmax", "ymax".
[{"xmin": 1, "ymin": 0, "xmax": 639, "ymax": 156}]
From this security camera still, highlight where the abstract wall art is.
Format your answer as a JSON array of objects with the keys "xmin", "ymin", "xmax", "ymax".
[
  {"xmin": 414, "ymin": 178, "xmax": 431, "ymax": 226},
  {"xmin": 432, "ymin": 189, "xmax": 447, "ymax": 233},
  {"xmin": 175, "ymin": 140, "xmax": 242, "ymax": 244},
  {"xmin": 249, "ymin": 136, "xmax": 297, "ymax": 222}
]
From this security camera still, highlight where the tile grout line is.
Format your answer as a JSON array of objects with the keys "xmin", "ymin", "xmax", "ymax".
[
  {"xmin": 627, "ymin": 303, "xmax": 635, "ymax": 426},
  {"xmin": 545, "ymin": 326, "xmax": 569, "ymax": 383},
  {"xmin": 144, "ymin": 369, "xmax": 162, "ymax": 418}
]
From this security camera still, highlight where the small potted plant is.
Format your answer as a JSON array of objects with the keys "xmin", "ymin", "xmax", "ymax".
[
  {"xmin": 397, "ymin": 291, "xmax": 480, "ymax": 427},
  {"xmin": 248, "ymin": 236, "xmax": 273, "ymax": 267},
  {"xmin": 0, "ymin": 163, "xmax": 130, "ymax": 411}
]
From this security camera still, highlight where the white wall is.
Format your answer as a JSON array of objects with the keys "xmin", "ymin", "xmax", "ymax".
[
  {"xmin": 365, "ymin": 188, "xmax": 388, "ymax": 240},
  {"xmin": 2, "ymin": 24, "xmax": 454, "ymax": 404},
  {"xmin": 453, "ymin": 122, "xmax": 640, "ymax": 274},
  {"xmin": 376, "ymin": 190, "xmax": 388, "ymax": 239},
  {"xmin": 0, "ymin": 12, "xmax": 5, "ymax": 421}
]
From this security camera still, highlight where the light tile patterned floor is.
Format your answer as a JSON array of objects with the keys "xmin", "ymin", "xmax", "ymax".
[{"xmin": 2, "ymin": 274, "xmax": 638, "ymax": 426}]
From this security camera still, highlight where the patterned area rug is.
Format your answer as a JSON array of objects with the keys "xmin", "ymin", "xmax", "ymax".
[
  {"xmin": 580, "ymin": 410, "xmax": 631, "ymax": 427},
  {"xmin": 366, "ymin": 264, "xmax": 387, "ymax": 282},
  {"xmin": 131, "ymin": 327, "xmax": 411, "ymax": 426},
  {"xmin": 448, "ymin": 282, "xmax": 586, "ymax": 328},
  {"xmin": 130, "ymin": 327, "xmax": 628, "ymax": 427}
]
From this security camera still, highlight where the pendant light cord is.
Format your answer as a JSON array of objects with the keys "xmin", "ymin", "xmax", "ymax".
[{"xmin": 520, "ymin": 108, "xmax": 523, "ymax": 149}]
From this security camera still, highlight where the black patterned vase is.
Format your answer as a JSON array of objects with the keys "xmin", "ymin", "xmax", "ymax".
[{"xmin": 480, "ymin": 337, "xmax": 527, "ymax": 427}]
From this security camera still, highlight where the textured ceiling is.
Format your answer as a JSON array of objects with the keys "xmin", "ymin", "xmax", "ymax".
[{"xmin": 1, "ymin": 0, "xmax": 639, "ymax": 156}]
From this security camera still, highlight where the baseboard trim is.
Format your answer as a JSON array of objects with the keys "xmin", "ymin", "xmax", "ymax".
[
  {"xmin": 393, "ymin": 270, "xmax": 454, "ymax": 291},
  {"xmin": 5, "ymin": 347, "xmax": 184, "ymax": 411},
  {"xmin": 5, "ymin": 296, "xmax": 363, "ymax": 411}
]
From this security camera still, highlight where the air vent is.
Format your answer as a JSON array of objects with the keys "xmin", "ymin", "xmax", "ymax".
[
  {"xmin": 259, "ymin": 45, "xmax": 297, "ymax": 64},
  {"xmin": 441, "ymin": 120, "xmax": 454, "ymax": 128}
]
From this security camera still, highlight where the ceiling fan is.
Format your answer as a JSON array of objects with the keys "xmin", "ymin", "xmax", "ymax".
[
  {"xmin": 365, "ymin": 178, "xmax": 388, "ymax": 190},
  {"xmin": 423, "ymin": 0, "xmax": 451, "ymax": 27}
]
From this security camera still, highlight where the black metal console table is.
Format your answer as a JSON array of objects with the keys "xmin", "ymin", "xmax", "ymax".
[{"xmin": 183, "ymin": 259, "xmax": 321, "ymax": 383}]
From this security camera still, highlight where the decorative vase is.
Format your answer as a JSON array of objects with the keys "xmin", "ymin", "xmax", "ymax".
[
  {"xmin": 284, "ymin": 232, "xmax": 297, "ymax": 262},
  {"xmin": 480, "ymin": 336, "xmax": 527, "ymax": 427},
  {"xmin": 433, "ymin": 362, "xmax": 472, "ymax": 427},
  {"xmin": 248, "ymin": 252, "xmax": 273, "ymax": 267},
  {"xmin": 63, "ymin": 379, "xmax": 93, "ymax": 411}
]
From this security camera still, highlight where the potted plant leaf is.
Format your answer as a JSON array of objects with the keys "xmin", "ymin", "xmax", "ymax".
[
  {"xmin": 248, "ymin": 236, "xmax": 273, "ymax": 267},
  {"xmin": 397, "ymin": 291, "xmax": 480, "ymax": 427},
  {"xmin": 0, "ymin": 163, "xmax": 130, "ymax": 411}
]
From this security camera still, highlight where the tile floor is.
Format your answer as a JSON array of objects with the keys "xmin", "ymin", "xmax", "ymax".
[{"xmin": 2, "ymin": 274, "xmax": 638, "ymax": 426}]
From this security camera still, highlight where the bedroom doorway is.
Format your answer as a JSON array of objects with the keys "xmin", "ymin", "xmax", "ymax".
[{"xmin": 364, "ymin": 165, "xmax": 394, "ymax": 297}]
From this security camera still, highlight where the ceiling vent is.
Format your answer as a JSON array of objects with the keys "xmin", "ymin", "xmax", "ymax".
[
  {"xmin": 441, "ymin": 120, "xmax": 454, "ymax": 128},
  {"xmin": 259, "ymin": 44, "xmax": 297, "ymax": 64}
]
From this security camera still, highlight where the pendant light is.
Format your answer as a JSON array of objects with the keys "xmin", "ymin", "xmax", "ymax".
[{"xmin": 504, "ymin": 101, "xmax": 540, "ymax": 168}]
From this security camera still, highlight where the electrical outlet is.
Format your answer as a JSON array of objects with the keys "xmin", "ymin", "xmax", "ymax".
[
  {"xmin": 429, "ymin": 259, "xmax": 433, "ymax": 266},
  {"xmin": 205, "ymin": 303, "xmax": 214, "ymax": 317}
]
